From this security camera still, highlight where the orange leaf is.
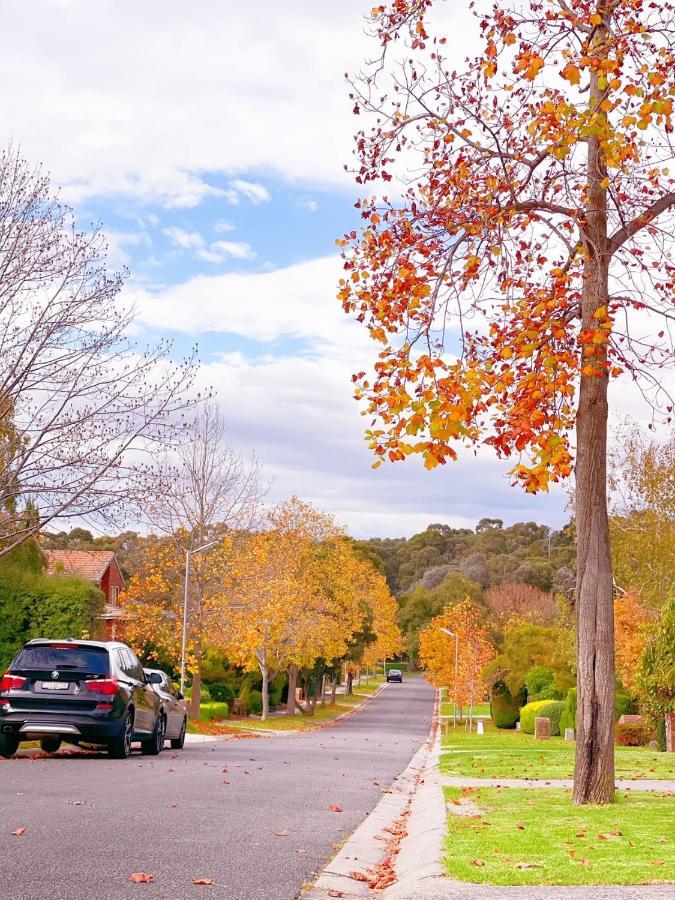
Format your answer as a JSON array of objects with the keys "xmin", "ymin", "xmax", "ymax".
[
  {"xmin": 192, "ymin": 878, "xmax": 215, "ymax": 885},
  {"xmin": 471, "ymin": 859, "xmax": 486, "ymax": 867},
  {"xmin": 329, "ymin": 804, "xmax": 343, "ymax": 813},
  {"xmin": 129, "ymin": 873, "xmax": 154, "ymax": 884}
]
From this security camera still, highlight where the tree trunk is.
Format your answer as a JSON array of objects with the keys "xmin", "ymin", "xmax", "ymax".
[
  {"xmin": 261, "ymin": 665, "xmax": 270, "ymax": 721},
  {"xmin": 188, "ymin": 645, "xmax": 202, "ymax": 719},
  {"xmin": 573, "ymin": 45, "xmax": 615, "ymax": 806},
  {"xmin": 320, "ymin": 673, "xmax": 327, "ymax": 708},
  {"xmin": 286, "ymin": 664, "xmax": 298, "ymax": 717},
  {"xmin": 346, "ymin": 671, "xmax": 354, "ymax": 696}
]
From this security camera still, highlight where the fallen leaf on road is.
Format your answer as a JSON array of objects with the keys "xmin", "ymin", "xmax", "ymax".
[
  {"xmin": 329, "ymin": 804, "xmax": 343, "ymax": 813},
  {"xmin": 275, "ymin": 830, "xmax": 289, "ymax": 837},
  {"xmin": 327, "ymin": 891, "xmax": 344, "ymax": 898},
  {"xmin": 295, "ymin": 848, "xmax": 307, "ymax": 854},
  {"xmin": 516, "ymin": 862, "xmax": 543, "ymax": 870},
  {"xmin": 471, "ymin": 859, "xmax": 485, "ymax": 867},
  {"xmin": 11, "ymin": 828, "xmax": 26, "ymax": 836},
  {"xmin": 193, "ymin": 878, "xmax": 214, "ymax": 885},
  {"xmin": 129, "ymin": 873, "xmax": 154, "ymax": 883}
]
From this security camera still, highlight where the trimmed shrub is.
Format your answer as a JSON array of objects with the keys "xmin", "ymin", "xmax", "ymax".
[
  {"xmin": 520, "ymin": 699, "xmax": 564, "ymax": 736},
  {"xmin": 560, "ymin": 687, "xmax": 577, "ymax": 733},
  {"xmin": 207, "ymin": 681, "xmax": 235, "ymax": 704},
  {"xmin": 616, "ymin": 721, "xmax": 651, "ymax": 747},
  {"xmin": 198, "ymin": 702, "xmax": 229, "ymax": 721},
  {"xmin": 238, "ymin": 679, "xmax": 252, "ymax": 716},
  {"xmin": 248, "ymin": 690, "xmax": 263, "ymax": 716},
  {"xmin": 491, "ymin": 681, "xmax": 519, "ymax": 729}
]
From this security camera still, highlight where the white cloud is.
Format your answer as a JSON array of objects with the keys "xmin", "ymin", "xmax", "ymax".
[
  {"xmin": 214, "ymin": 219, "xmax": 236, "ymax": 233},
  {"xmin": 298, "ymin": 198, "xmax": 319, "ymax": 212},
  {"xmin": 0, "ymin": 1, "xmax": 478, "ymax": 207},
  {"xmin": 162, "ymin": 226, "xmax": 204, "ymax": 251},
  {"xmin": 228, "ymin": 179, "xmax": 270, "ymax": 205},
  {"xmin": 209, "ymin": 241, "xmax": 256, "ymax": 260}
]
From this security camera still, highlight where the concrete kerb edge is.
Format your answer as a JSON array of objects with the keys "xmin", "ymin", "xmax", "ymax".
[{"xmin": 304, "ymin": 687, "xmax": 443, "ymax": 900}]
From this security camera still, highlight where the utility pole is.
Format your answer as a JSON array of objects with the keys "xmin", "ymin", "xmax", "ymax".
[{"xmin": 180, "ymin": 539, "xmax": 220, "ymax": 695}]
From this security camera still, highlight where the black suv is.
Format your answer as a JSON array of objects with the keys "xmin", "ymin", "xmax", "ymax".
[{"xmin": 0, "ymin": 639, "xmax": 164, "ymax": 759}]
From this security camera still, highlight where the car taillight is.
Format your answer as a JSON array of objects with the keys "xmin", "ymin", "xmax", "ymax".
[
  {"xmin": 84, "ymin": 678, "xmax": 119, "ymax": 696},
  {"xmin": 0, "ymin": 673, "xmax": 27, "ymax": 691}
]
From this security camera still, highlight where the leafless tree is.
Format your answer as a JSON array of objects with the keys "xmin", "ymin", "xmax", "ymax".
[
  {"xmin": 0, "ymin": 148, "xmax": 200, "ymax": 558},
  {"xmin": 145, "ymin": 401, "xmax": 268, "ymax": 713}
]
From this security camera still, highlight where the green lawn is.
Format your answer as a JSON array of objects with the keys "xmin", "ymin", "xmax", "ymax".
[
  {"xmin": 444, "ymin": 787, "xmax": 674, "ymax": 885},
  {"xmin": 224, "ymin": 679, "xmax": 385, "ymax": 733},
  {"xmin": 440, "ymin": 721, "xmax": 675, "ymax": 780}
]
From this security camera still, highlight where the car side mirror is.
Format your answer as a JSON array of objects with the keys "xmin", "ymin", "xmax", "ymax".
[
  {"xmin": 147, "ymin": 672, "xmax": 163, "ymax": 685},
  {"xmin": 177, "ymin": 691, "xmax": 184, "ymax": 700}
]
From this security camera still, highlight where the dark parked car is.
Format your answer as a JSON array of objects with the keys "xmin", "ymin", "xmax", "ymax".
[
  {"xmin": 0, "ymin": 639, "xmax": 165, "ymax": 759},
  {"xmin": 386, "ymin": 668, "xmax": 403, "ymax": 683},
  {"xmin": 144, "ymin": 668, "xmax": 187, "ymax": 750}
]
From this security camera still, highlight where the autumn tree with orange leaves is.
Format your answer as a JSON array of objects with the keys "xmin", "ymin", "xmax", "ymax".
[
  {"xmin": 419, "ymin": 598, "xmax": 495, "ymax": 725},
  {"xmin": 340, "ymin": 0, "xmax": 675, "ymax": 803}
]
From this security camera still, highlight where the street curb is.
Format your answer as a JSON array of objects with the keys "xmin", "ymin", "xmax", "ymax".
[{"xmin": 304, "ymin": 688, "xmax": 440, "ymax": 899}]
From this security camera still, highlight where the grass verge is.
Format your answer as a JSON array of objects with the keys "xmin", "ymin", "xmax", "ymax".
[
  {"xmin": 444, "ymin": 786, "xmax": 674, "ymax": 886},
  {"xmin": 441, "ymin": 721, "xmax": 675, "ymax": 780}
]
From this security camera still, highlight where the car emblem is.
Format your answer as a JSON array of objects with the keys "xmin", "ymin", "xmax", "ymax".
[{"xmin": 51, "ymin": 671, "xmax": 59, "ymax": 679}]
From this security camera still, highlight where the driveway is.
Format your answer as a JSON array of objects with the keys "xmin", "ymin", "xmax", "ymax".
[{"xmin": 0, "ymin": 677, "xmax": 435, "ymax": 900}]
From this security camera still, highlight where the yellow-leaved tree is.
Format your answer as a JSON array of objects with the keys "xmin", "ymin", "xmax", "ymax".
[{"xmin": 419, "ymin": 599, "xmax": 495, "ymax": 727}]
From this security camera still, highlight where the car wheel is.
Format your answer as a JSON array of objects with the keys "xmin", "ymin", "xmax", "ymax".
[
  {"xmin": 141, "ymin": 714, "xmax": 166, "ymax": 756},
  {"xmin": 0, "ymin": 732, "xmax": 19, "ymax": 758},
  {"xmin": 108, "ymin": 711, "xmax": 134, "ymax": 759},
  {"xmin": 40, "ymin": 738, "xmax": 62, "ymax": 754},
  {"xmin": 170, "ymin": 717, "xmax": 187, "ymax": 750}
]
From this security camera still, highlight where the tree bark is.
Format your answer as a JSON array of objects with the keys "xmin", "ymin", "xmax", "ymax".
[
  {"xmin": 346, "ymin": 671, "xmax": 354, "ymax": 696},
  {"xmin": 286, "ymin": 664, "xmax": 298, "ymax": 717},
  {"xmin": 261, "ymin": 664, "xmax": 270, "ymax": 721},
  {"xmin": 573, "ymin": 38, "xmax": 615, "ymax": 804},
  {"xmin": 320, "ymin": 673, "xmax": 327, "ymax": 707},
  {"xmin": 188, "ymin": 644, "xmax": 202, "ymax": 719}
]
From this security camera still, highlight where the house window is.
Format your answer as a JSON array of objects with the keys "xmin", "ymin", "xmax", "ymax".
[{"xmin": 110, "ymin": 585, "xmax": 120, "ymax": 607}]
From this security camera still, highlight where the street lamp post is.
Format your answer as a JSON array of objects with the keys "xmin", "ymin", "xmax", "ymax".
[
  {"xmin": 440, "ymin": 627, "xmax": 459, "ymax": 728},
  {"xmin": 180, "ymin": 539, "xmax": 220, "ymax": 695}
]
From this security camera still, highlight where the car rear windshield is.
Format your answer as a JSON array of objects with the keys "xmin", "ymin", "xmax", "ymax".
[{"xmin": 13, "ymin": 644, "xmax": 110, "ymax": 674}]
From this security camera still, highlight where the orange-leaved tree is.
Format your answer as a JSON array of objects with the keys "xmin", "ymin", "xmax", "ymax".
[
  {"xmin": 419, "ymin": 598, "xmax": 495, "ymax": 724},
  {"xmin": 340, "ymin": 0, "xmax": 675, "ymax": 803},
  {"xmin": 614, "ymin": 589, "xmax": 655, "ymax": 698}
]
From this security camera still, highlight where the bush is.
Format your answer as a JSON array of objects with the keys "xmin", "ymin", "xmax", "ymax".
[
  {"xmin": 560, "ymin": 687, "xmax": 577, "ymax": 733},
  {"xmin": 491, "ymin": 681, "xmax": 519, "ymax": 729},
  {"xmin": 615, "ymin": 691, "xmax": 636, "ymax": 722},
  {"xmin": 248, "ymin": 690, "xmax": 263, "ymax": 716},
  {"xmin": 198, "ymin": 702, "xmax": 229, "ymax": 721},
  {"xmin": 269, "ymin": 674, "xmax": 286, "ymax": 709},
  {"xmin": 238, "ymin": 679, "xmax": 252, "ymax": 716},
  {"xmin": 525, "ymin": 665, "xmax": 555, "ymax": 700},
  {"xmin": 520, "ymin": 699, "xmax": 564, "ymax": 736},
  {"xmin": 615, "ymin": 720, "xmax": 651, "ymax": 747},
  {"xmin": 184, "ymin": 685, "xmax": 211, "ymax": 703},
  {"xmin": 207, "ymin": 681, "xmax": 235, "ymax": 704}
]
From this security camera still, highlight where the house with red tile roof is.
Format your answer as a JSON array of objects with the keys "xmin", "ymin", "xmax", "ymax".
[{"xmin": 45, "ymin": 550, "xmax": 126, "ymax": 640}]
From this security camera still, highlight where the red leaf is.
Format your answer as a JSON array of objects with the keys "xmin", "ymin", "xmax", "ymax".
[
  {"xmin": 327, "ymin": 892, "xmax": 344, "ymax": 898},
  {"xmin": 11, "ymin": 828, "xmax": 27, "ymax": 837},
  {"xmin": 471, "ymin": 859, "xmax": 485, "ymax": 867},
  {"xmin": 193, "ymin": 878, "xmax": 215, "ymax": 885},
  {"xmin": 274, "ymin": 830, "xmax": 289, "ymax": 837},
  {"xmin": 129, "ymin": 873, "xmax": 154, "ymax": 883},
  {"xmin": 329, "ymin": 804, "xmax": 343, "ymax": 813}
]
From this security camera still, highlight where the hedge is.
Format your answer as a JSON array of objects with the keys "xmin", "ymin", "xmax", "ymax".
[
  {"xmin": 198, "ymin": 702, "xmax": 229, "ymax": 721},
  {"xmin": 616, "ymin": 721, "xmax": 652, "ymax": 746},
  {"xmin": 520, "ymin": 699, "xmax": 564, "ymax": 736},
  {"xmin": 560, "ymin": 687, "xmax": 577, "ymax": 733},
  {"xmin": 491, "ymin": 681, "xmax": 519, "ymax": 729}
]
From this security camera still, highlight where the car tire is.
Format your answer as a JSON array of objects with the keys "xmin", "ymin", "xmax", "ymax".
[
  {"xmin": 0, "ymin": 732, "xmax": 19, "ymax": 758},
  {"xmin": 40, "ymin": 738, "xmax": 62, "ymax": 754},
  {"xmin": 108, "ymin": 710, "xmax": 134, "ymax": 759},
  {"xmin": 141, "ymin": 714, "xmax": 166, "ymax": 756},
  {"xmin": 170, "ymin": 717, "xmax": 187, "ymax": 750}
]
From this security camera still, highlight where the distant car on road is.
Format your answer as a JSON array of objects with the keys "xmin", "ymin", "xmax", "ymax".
[
  {"xmin": 0, "ymin": 639, "xmax": 165, "ymax": 759},
  {"xmin": 144, "ymin": 668, "xmax": 187, "ymax": 750},
  {"xmin": 386, "ymin": 669, "xmax": 403, "ymax": 683}
]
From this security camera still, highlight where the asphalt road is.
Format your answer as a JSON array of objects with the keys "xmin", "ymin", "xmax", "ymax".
[{"xmin": 0, "ymin": 677, "xmax": 435, "ymax": 900}]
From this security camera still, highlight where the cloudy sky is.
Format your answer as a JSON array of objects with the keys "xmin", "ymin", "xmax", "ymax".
[{"xmin": 3, "ymin": 0, "xmax": 660, "ymax": 538}]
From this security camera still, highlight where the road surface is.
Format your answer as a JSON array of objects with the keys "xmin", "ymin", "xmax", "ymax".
[{"xmin": 0, "ymin": 678, "xmax": 435, "ymax": 900}]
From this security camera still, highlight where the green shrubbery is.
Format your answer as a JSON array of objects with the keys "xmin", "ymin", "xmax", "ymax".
[
  {"xmin": 207, "ymin": 681, "xmax": 236, "ymax": 704},
  {"xmin": 559, "ymin": 687, "xmax": 577, "ymax": 733},
  {"xmin": 491, "ymin": 681, "xmax": 520, "ymax": 729},
  {"xmin": 615, "ymin": 720, "xmax": 652, "ymax": 746},
  {"xmin": 198, "ymin": 702, "xmax": 229, "ymax": 721},
  {"xmin": 520, "ymin": 699, "xmax": 564, "ymax": 735},
  {"xmin": 248, "ymin": 690, "xmax": 263, "ymax": 715}
]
